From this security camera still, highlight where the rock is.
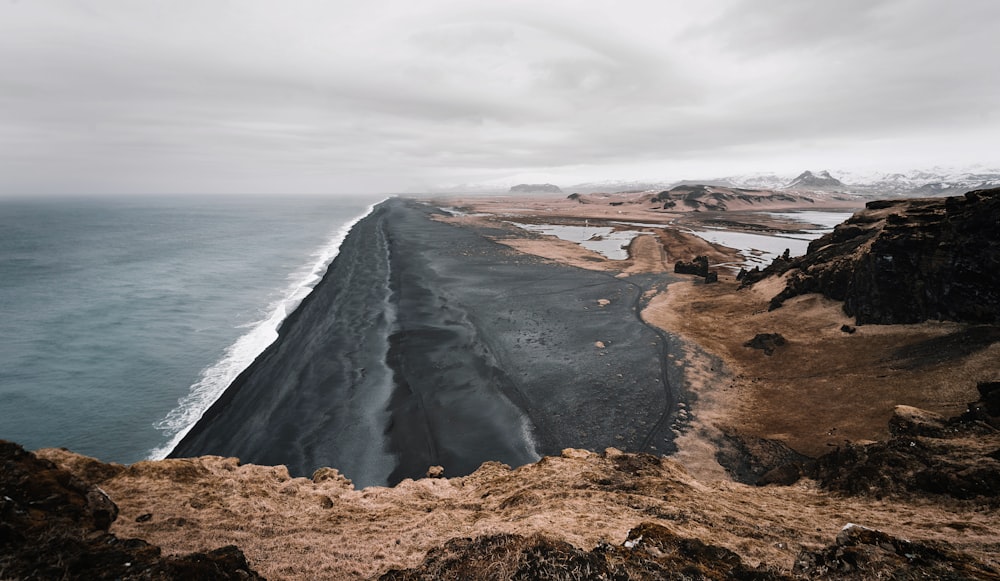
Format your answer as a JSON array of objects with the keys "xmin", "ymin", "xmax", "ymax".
[
  {"xmin": 840, "ymin": 324, "xmax": 856, "ymax": 334},
  {"xmin": 675, "ymin": 255, "xmax": 709, "ymax": 277},
  {"xmin": 750, "ymin": 187, "xmax": 1000, "ymax": 325},
  {"xmin": 594, "ymin": 341, "xmax": 606, "ymax": 349},
  {"xmin": 509, "ymin": 183, "xmax": 562, "ymax": 194},
  {"xmin": 785, "ymin": 170, "xmax": 844, "ymax": 189},
  {"xmin": 705, "ymin": 271, "xmax": 719, "ymax": 284},
  {"xmin": 793, "ymin": 523, "xmax": 1000, "ymax": 579},
  {"xmin": 311, "ymin": 467, "xmax": 354, "ymax": 489},
  {"xmin": 715, "ymin": 433, "xmax": 812, "ymax": 485},
  {"xmin": 425, "ymin": 465, "xmax": 445, "ymax": 478},
  {"xmin": 812, "ymin": 393, "xmax": 1000, "ymax": 499},
  {"xmin": 888, "ymin": 405, "xmax": 948, "ymax": 438},
  {"xmin": 743, "ymin": 333, "xmax": 787, "ymax": 356},
  {"xmin": 757, "ymin": 463, "xmax": 805, "ymax": 486},
  {"xmin": 0, "ymin": 440, "xmax": 264, "ymax": 580},
  {"xmin": 379, "ymin": 523, "xmax": 790, "ymax": 580}
]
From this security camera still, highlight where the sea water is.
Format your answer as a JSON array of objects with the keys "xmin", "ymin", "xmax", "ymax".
[{"xmin": 0, "ymin": 194, "xmax": 383, "ymax": 463}]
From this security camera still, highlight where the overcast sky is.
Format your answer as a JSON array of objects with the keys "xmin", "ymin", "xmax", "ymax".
[{"xmin": 2, "ymin": 1, "xmax": 998, "ymax": 195}]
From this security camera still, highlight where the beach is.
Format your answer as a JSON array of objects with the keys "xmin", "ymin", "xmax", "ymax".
[{"xmin": 171, "ymin": 198, "xmax": 679, "ymax": 487}]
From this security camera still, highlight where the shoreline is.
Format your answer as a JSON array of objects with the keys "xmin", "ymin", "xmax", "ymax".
[{"xmin": 170, "ymin": 198, "xmax": 681, "ymax": 487}]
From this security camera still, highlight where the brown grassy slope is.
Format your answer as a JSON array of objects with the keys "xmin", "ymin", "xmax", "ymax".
[
  {"xmin": 40, "ymin": 446, "xmax": 1000, "ymax": 580},
  {"xmin": 644, "ymin": 276, "xmax": 999, "ymax": 459}
]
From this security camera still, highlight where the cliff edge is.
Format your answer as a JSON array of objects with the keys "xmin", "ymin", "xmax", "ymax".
[{"xmin": 744, "ymin": 187, "xmax": 1000, "ymax": 324}]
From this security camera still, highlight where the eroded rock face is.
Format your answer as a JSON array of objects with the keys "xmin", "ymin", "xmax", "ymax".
[
  {"xmin": 812, "ymin": 389, "xmax": 1000, "ymax": 500},
  {"xmin": 0, "ymin": 440, "xmax": 264, "ymax": 580},
  {"xmin": 746, "ymin": 187, "xmax": 1000, "ymax": 325}
]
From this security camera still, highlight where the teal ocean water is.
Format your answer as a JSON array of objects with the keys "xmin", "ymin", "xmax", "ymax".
[{"xmin": 0, "ymin": 194, "xmax": 382, "ymax": 463}]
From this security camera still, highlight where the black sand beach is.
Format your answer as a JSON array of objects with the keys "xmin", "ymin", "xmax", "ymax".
[{"xmin": 171, "ymin": 198, "xmax": 678, "ymax": 487}]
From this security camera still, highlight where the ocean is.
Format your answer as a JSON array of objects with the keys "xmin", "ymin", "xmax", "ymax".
[{"xmin": 0, "ymin": 194, "xmax": 383, "ymax": 464}]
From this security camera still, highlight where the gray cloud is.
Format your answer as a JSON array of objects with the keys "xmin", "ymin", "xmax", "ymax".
[{"xmin": 1, "ymin": 0, "xmax": 997, "ymax": 195}]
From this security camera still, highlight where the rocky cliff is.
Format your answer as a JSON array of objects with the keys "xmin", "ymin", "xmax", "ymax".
[{"xmin": 745, "ymin": 187, "xmax": 1000, "ymax": 324}]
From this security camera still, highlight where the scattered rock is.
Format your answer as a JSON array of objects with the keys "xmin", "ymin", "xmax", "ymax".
[
  {"xmin": 744, "ymin": 333, "xmax": 787, "ymax": 356},
  {"xmin": 840, "ymin": 324, "xmax": 856, "ymax": 334},
  {"xmin": 595, "ymin": 341, "xmax": 606, "ymax": 349},
  {"xmin": 597, "ymin": 298, "xmax": 611, "ymax": 307}
]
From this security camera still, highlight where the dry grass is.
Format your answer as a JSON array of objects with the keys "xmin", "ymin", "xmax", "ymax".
[
  {"xmin": 645, "ymin": 278, "xmax": 997, "ymax": 458},
  {"xmin": 38, "ymin": 446, "xmax": 1000, "ymax": 580}
]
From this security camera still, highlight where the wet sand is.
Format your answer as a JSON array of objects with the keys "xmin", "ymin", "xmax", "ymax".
[{"xmin": 171, "ymin": 198, "xmax": 677, "ymax": 486}]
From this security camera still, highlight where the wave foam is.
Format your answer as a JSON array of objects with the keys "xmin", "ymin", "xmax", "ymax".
[{"xmin": 148, "ymin": 199, "xmax": 385, "ymax": 460}]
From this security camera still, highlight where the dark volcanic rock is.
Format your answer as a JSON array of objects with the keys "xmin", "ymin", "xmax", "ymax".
[
  {"xmin": 0, "ymin": 440, "xmax": 263, "ymax": 580},
  {"xmin": 510, "ymin": 183, "xmax": 562, "ymax": 194},
  {"xmin": 675, "ymin": 255, "xmax": 710, "ymax": 277},
  {"xmin": 380, "ymin": 522, "xmax": 790, "ymax": 580},
  {"xmin": 812, "ymin": 397, "xmax": 1000, "ymax": 500},
  {"xmin": 716, "ymin": 432, "xmax": 811, "ymax": 485},
  {"xmin": 793, "ymin": 523, "xmax": 1000, "ymax": 580},
  {"xmin": 744, "ymin": 333, "xmax": 787, "ymax": 356},
  {"xmin": 746, "ymin": 187, "xmax": 1000, "ymax": 325}
]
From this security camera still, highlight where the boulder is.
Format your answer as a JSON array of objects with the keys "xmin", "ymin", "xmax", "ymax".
[
  {"xmin": 743, "ymin": 333, "xmax": 787, "ymax": 356},
  {"xmin": 675, "ymin": 255, "xmax": 709, "ymax": 277}
]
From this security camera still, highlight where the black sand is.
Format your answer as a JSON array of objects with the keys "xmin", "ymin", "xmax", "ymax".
[{"xmin": 171, "ymin": 198, "xmax": 679, "ymax": 487}]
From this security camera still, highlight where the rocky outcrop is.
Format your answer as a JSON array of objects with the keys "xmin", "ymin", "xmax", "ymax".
[
  {"xmin": 745, "ymin": 187, "xmax": 1000, "ymax": 324},
  {"xmin": 381, "ymin": 522, "xmax": 791, "ymax": 580},
  {"xmin": 510, "ymin": 183, "xmax": 562, "ymax": 194},
  {"xmin": 811, "ymin": 384, "xmax": 1000, "ymax": 500},
  {"xmin": 785, "ymin": 170, "xmax": 843, "ymax": 190},
  {"xmin": 792, "ymin": 524, "xmax": 1000, "ymax": 580},
  {"xmin": 0, "ymin": 440, "xmax": 263, "ymax": 580},
  {"xmin": 675, "ymin": 255, "xmax": 710, "ymax": 277},
  {"xmin": 743, "ymin": 333, "xmax": 787, "ymax": 356}
]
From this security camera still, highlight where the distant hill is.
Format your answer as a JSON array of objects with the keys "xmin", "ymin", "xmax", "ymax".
[
  {"xmin": 650, "ymin": 184, "xmax": 810, "ymax": 212},
  {"xmin": 785, "ymin": 170, "xmax": 844, "ymax": 189},
  {"xmin": 510, "ymin": 183, "xmax": 563, "ymax": 194}
]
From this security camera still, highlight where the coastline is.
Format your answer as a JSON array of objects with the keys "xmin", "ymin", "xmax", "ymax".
[
  {"xmin": 169, "ymin": 198, "xmax": 679, "ymax": 487},
  {"xmin": 152, "ymin": 197, "xmax": 387, "ymax": 462}
]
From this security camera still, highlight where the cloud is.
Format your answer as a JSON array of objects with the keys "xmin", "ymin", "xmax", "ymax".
[{"xmin": 0, "ymin": 0, "xmax": 997, "ymax": 194}]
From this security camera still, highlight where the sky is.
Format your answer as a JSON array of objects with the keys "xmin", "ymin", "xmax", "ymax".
[{"xmin": 1, "ymin": 0, "xmax": 998, "ymax": 195}]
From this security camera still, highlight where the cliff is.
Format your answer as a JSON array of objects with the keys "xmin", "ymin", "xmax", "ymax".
[
  {"xmin": 744, "ymin": 187, "xmax": 1000, "ymax": 324},
  {"xmin": 8, "ymin": 388, "xmax": 1000, "ymax": 581}
]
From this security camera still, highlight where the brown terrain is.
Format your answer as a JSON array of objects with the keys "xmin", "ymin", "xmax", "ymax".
[{"xmin": 5, "ymin": 187, "xmax": 999, "ymax": 579}]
